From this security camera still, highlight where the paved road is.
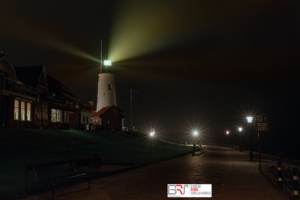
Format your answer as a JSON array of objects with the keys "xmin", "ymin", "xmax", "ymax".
[{"xmin": 28, "ymin": 145, "xmax": 292, "ymax": 200}]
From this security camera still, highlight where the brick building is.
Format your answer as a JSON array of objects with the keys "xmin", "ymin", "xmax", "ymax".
[
  {"xmin": 0, "ymin": 53, "xmax": 79, "ymax": 129},
  {"xmin": 91, "ymin": 105, "xmax": 125, "ymax": 131}
]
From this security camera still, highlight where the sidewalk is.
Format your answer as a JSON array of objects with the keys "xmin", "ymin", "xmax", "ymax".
[
  {"xmin": 217, "ymin": 152, "xmax": 292, "ymax": 200},
  {"xmin": 26, "ymin": 146, "xmax": 293, "ymax": 200}
]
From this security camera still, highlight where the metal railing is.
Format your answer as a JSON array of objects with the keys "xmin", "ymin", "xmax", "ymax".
[
  {"xmin": 2, "ymin": 77, "xmax": 36, "ymax": 98},
  {"xmin": 277, "ymin": 161, "xmax": 299, "ymax": 199},
  {"xmin": 206, "ymin": 142, "xmax": 239, "ymax": 149}
]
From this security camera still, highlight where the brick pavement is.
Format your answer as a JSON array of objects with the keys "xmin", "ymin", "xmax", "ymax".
[
  {"xmin": 217, "ymin": 149, "xmax": 292, "ymax": 200},
  {"xmin": 26, "ymin": 146, "xmax": 292, "ymax": 200}
]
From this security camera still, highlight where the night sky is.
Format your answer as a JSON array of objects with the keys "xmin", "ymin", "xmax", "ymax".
[{"xmin": 1, "ymin": 0, "xmax": 299, "ymax": 154}]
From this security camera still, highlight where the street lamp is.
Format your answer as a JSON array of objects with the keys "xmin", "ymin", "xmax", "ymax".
[
  {"xmin": 193, "ymin": 131, "xmax": 198, "ymax": 136},
  {"xmin": 238, "ymin": 127, "xmax": 242, "ymax": 152},
  {"xmin": 226, "ymin": 131, "xmax": 229, "ymax": 147},
  {"xmin": 150, "ymin": 131, "xmax": 155, "ymax": 137},
  {"xmin": 192, "ymin": 130, "xmax": 199, "ymax": 144},
  {"xmin": 247, "ymin": 117, "xmax": 253, "ymax": 161}
]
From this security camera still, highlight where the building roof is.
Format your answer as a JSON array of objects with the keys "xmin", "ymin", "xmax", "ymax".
[
  {"xmin": 14, "ymin": 66, "xmax": 44, "ymax": 88},
  {"xmin": 46, "ymin": 74, "xmax": 78, "ymax": 100},
  {"xmin": 91, "ymin": 105, "xmax": 121, "ymax": 119},
  {"xmin": 0, "ymin": 54, "xmax": 17, "ymax": 81},
  {"xmin": 91, "ymin": 106, "xmax": 113, "ymax": 119}
]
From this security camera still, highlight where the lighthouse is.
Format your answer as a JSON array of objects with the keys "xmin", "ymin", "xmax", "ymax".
[
  {"xmin": 90, "ymin": 41, "xmax": 125, "ymax": 131},
  {"xmin": 96, "ymin": 59, "xmax": 117, "ymax": 112}
]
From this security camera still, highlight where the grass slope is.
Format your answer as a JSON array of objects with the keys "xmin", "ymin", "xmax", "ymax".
[{"xmin": 0, "ymin": 129, "xmax": 194, "ymax": 197}]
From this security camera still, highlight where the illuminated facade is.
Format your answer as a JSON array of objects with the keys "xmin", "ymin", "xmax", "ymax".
[{"xmin": 96, "ymin": 61, "xmax": 117, "ymax": 112}]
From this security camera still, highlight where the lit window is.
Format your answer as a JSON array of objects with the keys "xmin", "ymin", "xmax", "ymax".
[
  {"xmin": 14, "ymin": 100, "xmax": 19, "ymax": 120},
  {"xmin": 57, "ymin": 110, "xmax": 62, "ymax": 122},
  {"xmin": 51, "ymin": 109, "xmax": 57, "ymax": 122},
  {"xmin": 108, "ymin": 84, "xmax": 112, "ymax": 90},
  {"xmin": 27, "ymin": 103, "xmax": 31, "ymax": 121},
  {"xmin": 51, "ymin": 109, "xmax": 63, "ymax": 122},
  {"xmin": 21, "ymin": 101, "xmax": 25, "ymax": 121}
]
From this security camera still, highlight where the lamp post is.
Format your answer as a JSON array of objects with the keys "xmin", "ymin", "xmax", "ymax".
[
  {"xmin": 193, "ymin": 130, "xmax": 198, "ymax": 144},
  {"xmin": 226, "ymin": 131, "xmax": 229, "ymax": 147},
  {"xmin": 130, "ymin": 89, "xmax": 139, "ymax": 131},
  {"xmin": 192, "ymin": 131, "xmax": 198, "ymax": 156},
  {"xmin": 247, "ymin": 117, "xmax": 253, "ymax": 161},
  {"xmin": 238, "ymin": 127, "xmax": 242, "ymax": 152}
]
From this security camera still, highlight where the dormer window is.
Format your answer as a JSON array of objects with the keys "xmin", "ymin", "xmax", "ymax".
[{"xmin": 108, "ymin": 84, "xmax": 112, "ymax": 90}]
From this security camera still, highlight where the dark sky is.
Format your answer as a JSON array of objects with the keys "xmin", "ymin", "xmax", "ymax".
[{"xmin": 1, "ymin": 0, "xmax": 300, "ymax": 147}]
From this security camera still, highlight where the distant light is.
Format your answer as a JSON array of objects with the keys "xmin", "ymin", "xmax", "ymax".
[
  {"xmin": 247, "ymin": 117, "xmax": 253, "ymax": 123},
  {"xmin": 104, "ymin": 60, "xmax": 112, "ymax": 66},
  {"xmin": 193, "ymin": 131, "xmax": 198, "ymax": 136},
  {"xmin": 150, "ymin": 132, "xmax": 155, "ymax": 137},
  {"xmin": 238, "ymin": 127, "xmax": 242, "ymax": 132},
  {"xmin": 226, "ymin": 131, "xmax": 229, "ymax": 135}
]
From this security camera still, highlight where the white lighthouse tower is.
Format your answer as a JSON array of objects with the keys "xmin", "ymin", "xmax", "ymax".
[{"xmin": 96, "ymin": 59, "xmax": 117, "ymax": 112}]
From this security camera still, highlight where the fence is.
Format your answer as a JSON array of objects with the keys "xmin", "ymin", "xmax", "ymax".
[
  {"xmin": 277, "ymin": 161, "xmax": 299, "ymax": 200},
  {"xmin": 204, "ymin": 142, "xmax": 240, "ymax": 149}
]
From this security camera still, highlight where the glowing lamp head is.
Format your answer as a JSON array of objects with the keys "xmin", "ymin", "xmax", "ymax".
[
  {"xmin": 104, "ymin": 60, "xmax": 112, "ymax": 66},
  {"xmin": 150, "ymin": 132, "xmax": 155, "ymax": 137},
  {"xmin": 247, "ymin": 117, "xmax": 253, "ymax": 123},
  {"xmin": 193, "ymin": 131, "xmax": 198, "ymax": 136},
  {"xmin": 238, "ymin": 127, "xmax": 242, "ymax": 132},
  {"xmin": 226, "ymin": 131, "xmax": 229, "ymax": 135}
]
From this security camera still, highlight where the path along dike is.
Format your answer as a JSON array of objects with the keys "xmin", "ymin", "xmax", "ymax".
[{"xmin": 27, "ymin": 145, "xmax": 293, "ymax": 200}]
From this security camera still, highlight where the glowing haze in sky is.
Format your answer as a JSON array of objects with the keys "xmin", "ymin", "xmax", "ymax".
[{"xmin": 108, "ymin": 0, "xmax": 270, "ymax": 63}]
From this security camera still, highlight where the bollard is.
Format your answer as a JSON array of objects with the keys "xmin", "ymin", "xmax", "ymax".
[
  {"xmin": 192, "ymin": 144, "xmax": 195, "ymax": 156},
  {"xmin": 278, "ymin": 161, "xmax": 282, "ymax": 190},
  {"xmin": 293, "ymin": 168, "xmax": 299, "ymax": 200}
]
